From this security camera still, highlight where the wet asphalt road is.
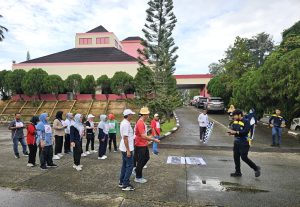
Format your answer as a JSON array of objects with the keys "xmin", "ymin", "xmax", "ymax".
[{"xmin": 0, "ymin": 106, "xmax": 300, "ymax": 207}]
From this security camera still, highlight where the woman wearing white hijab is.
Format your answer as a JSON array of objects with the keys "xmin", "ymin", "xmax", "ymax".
[
  {"xmin": 98, "ymin": 114, "xmax": 109, "ymax": 160},
  {"xmin": 70, "ymin": 114, "xmax": 85, "ymax": 171}
]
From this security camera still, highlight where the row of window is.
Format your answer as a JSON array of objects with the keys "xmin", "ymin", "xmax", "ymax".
[{"xmin": 79, "ymin": 37, "xmax": 110, "ymax": 45}]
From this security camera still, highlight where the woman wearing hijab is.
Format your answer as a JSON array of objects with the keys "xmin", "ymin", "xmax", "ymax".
[
  {"xmin": 108, "ymin": 113, "xmax": 118, "ymax": 152},
  {"xmin": 64, "ymin": 113, "xmax": 74, "ymax": 154},
  {"xmin": 26, "ymin": 116, "xmax": 39, "ymax": 167},
  {"xmin": 98, "ymin": 114, "xmax": 109, "ymax": 160},
  {"xmin": 53, "ymin": 111, "xmax": 67, "ymax": 160},
  {"xmin": 70, "ymin": 114, "xmax": 85, "ymax": 171},
  {"xmin": 36, "ymin": 113, "xmax": 57, "ymax": 170}
]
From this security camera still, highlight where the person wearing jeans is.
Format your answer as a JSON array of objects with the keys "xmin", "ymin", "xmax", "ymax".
[
  {"xmin": 269, "ymin": 109, "xmax": 286, "ymax": 147},
  {"xmin": 53, "ymin": 111, "xmax": 66, "ymax": 160},
  {"xmin": 98, "ymin": 115, "xmax": 109, "ymax": 160},
  {"xmin": 26, "ymin": 116, "xmax": 39, "ymax": 167},
  {"xmin": 151, "ymin": 113, "xmax": 161, "ymax": 155},
  {"xmin": 8, "ymin": 113, "xmax": 28, "ymax": 158},
  {"xmin": 70, "ymin": 114, "xmax": 85, "ymax": 171},
  {"xmin": 134, "ymin": 107, "xmax": 160, "ymax": 184},
  {"xmin": 36, "ymin": 113, "xmax": 57, "ymax": 170},
  {"xmin": 119, "ymin": 109, "xmax": 136, "ymax": 191}
]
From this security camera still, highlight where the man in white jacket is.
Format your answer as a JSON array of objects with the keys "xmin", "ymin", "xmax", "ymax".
[{"xmin": 198, "ymin": 110, "xmax": 209, "ymax": 142}]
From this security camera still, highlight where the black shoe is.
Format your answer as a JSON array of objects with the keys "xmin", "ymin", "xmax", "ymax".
[
  {"xmin": 270, "ymin": 144, "xmax": 276, "ymax": 147},
  {"xmin": 47, "ymin": 164, "xmax": 58, "ymax": 168},
  {"xmin": 255, "ymin": 166, "xmax": 261, "ymax": 177},
  {"xmin": 122, "ymin": 184, "xmax": 135, "ymax": 191},
  {"xmin": 40, "ymin": 166, "xmax": 48, "ymax": 170},
  {"xmin": 230, "ymin": 172, "xmax": 242, "ymax": 177},
  {"xmin": 15, "ymin": 154, "xmax": 20, "ymax": 159},
  {"xmin": 276, "ymin": 144, "xmax": 281, "ymax": 148},
  {"xmin": 23, "ymin": 152, "xmax": 29, "ymax": 156}
]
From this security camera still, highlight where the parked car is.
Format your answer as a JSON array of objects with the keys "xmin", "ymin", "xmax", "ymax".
[
  {"xmin": 195, "ymin": 97, "xmax": 208, "ymax": 109},
  {"xmin": 204, "ymin": 97, "xmax": 225, "ymax": 113},
  {"xmin": 190, "ymin": 95, "xmax": 201, "ymax": 106},
  {"xmin": 290, "ymin": 118, "xmax": 300, "ymax": 131}
]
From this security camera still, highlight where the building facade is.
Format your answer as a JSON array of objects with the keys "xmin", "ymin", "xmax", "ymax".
[{"xmin": 12, "ymin": 25, "xmax": 143, "ymax": 79}]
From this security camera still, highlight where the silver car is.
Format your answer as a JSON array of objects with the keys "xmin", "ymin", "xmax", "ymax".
[{"xmin": 204, "ymin": 97, "xmax": 225, "ymax": 113}]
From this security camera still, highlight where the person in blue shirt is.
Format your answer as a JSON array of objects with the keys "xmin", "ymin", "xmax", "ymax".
[
  {"xmin": 36, "ymin": 113, "xmax": 57, "ymax": 170},
  {"xmin": 228, "ymin": 110, "xmax": 261, "ymax": 177},
  {"xmin": 246, "ymin": 108, "xmax": 257, "ymax": 139},
  {"xmin": 269, "ymin": 109, "xmax": 286, "ymax": 147}
]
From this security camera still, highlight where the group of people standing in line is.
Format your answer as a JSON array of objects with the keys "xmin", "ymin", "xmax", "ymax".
[{"xmin": 8, "ymin": 106, "xmax": 161, "ymax": 191}]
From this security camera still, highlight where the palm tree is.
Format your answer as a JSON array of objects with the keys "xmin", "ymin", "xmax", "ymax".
[{"xmin": 0, "ymin": 15, "xmax": 8, "ymax": 41}]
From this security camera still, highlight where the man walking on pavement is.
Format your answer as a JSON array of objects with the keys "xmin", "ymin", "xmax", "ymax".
[
  {"xmin": 198, "ymin": 109, "xmax": 209, "ymax": 142},
  {"xmin": 228, "ymin": 110, "xmax": 261, "ymax": 178},
  {"xmin": 269, "ymin": 109, "xmax": 286, "ymax": 147},
  {"xmin": 9, "ymin": 113, "xmax": 29, "ymax": 158},
  {"xmin": 134, "ymin": 107, "xmax": 160, "ymax": 184}
]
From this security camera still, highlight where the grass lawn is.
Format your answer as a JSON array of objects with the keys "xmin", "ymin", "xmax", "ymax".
[{"xmin": 160, "ymin": 118, "xmax": 177, "ymax": 136}]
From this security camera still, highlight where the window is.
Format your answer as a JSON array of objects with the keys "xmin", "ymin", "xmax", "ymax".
[
  {"xmin": 79, "ymin": 38, "xmax": 92, "ymax": 45},
  {"xmin": 96, "ymin": 37, "xmax": 109, "ymax": 44}
]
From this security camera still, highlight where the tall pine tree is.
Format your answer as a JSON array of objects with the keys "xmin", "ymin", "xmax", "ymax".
[{"xmin": 138, "ymin": 0, "xmax": 181, "ymax": 120}]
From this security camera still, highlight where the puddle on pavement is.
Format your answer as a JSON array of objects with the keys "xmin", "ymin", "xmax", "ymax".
[{"xmin": 188, "ymin": 178, "xmax": 269, "ymax": 193}]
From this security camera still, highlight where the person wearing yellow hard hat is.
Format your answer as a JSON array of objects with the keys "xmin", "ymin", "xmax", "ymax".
[{"xmin": 133, "ymin": 107, "xmax": 160, "ymax": 184}]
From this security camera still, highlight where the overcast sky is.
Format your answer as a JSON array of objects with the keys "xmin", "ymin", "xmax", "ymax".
[{"xmin": 0, "ymin": 0, "xmax": 299, "ymax": 74}]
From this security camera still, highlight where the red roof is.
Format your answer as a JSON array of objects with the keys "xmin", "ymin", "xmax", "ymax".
[{"xmin": 174, "ymin": 74, "xmax": 213, "ymax": 79}]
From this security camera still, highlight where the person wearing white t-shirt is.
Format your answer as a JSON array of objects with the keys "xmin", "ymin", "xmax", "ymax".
[
  {"xmin": 119, "ymin": 109, "xmax": 136, "ymax": 191},
  {"xmin": 198, "ymin": 109, "xmax": 209, "ymax": 142}
]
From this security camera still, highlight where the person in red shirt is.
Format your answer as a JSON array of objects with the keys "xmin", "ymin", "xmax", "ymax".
[
  {"xmin": 134, "ymin": 107, "xmax": 160, "ymax": 184},
  {"xmin": 26, "ymin": 116, "xmax": 39, "ymax": 167},
  {"xmin": 151, "ymin": 114, "xmax": 161, "ymax": 155}
]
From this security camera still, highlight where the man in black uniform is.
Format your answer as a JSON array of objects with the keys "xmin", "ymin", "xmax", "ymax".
[{"xmin": 228, "ymin": 110, "xmax": 261, "ymax": 177}]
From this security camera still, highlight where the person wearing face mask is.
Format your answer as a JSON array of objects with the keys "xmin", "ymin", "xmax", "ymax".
[
  {"xmin": 36, "ymin": 113, "xmax": 57, "ymax": 170},
  {"xmin": 9, "ymin": 113, "xmax": 29, "ymax": 159},
  {"xmin": 64, "ymin": 113, "xmax": 74, "ymax": 154},
  {"xmin": 98, "ymin": 114, "xmax": 109, "ymax": 160},
  {"xmin": 228, "ymin": 110, "xmax": 261, "ymax": 178},
  {"xmin": 70, "ymin": 114, "xmax": 85, "ymax": 171}
]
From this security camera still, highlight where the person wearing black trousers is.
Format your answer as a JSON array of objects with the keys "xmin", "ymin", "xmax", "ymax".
[
  {"xmin": 70, "ymin": 114, "xmax": 85, "ymax": 171},
  {"xmin": 228, "ymin": 110, "xmax": 261, "ymax": 178},
  {"xmin": 26, "ymin": 116, "xmax": 39, "ymax": 167},
  {"xmin": 85, "ymin": 114, "xmax": 96, "ymax": 154},
  {"xmin": 53, "ymin": 111, "xmax": 67, "ymax": 160},
  {"xmin": 98, "ymin": 114, "xmax": 109, "ymax": 160},
  {"xmin": 64, "ymin": 113, "xmax": 74, "ymax": 154}
]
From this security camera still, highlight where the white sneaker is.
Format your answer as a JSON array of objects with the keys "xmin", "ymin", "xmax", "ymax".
[
  {"xmin": 53, "ymin": 155, "xmax": 60, "ymax": 160},
  {"xmin": 102, "ymin": 155, "xmax": 107, "ymax": 159},
  {"xmin": 73, "ymin": 164, "xmax": 83, "ymax": 169},
  {"xmin": 143, "ymin": 165, "xmax": 148, "ymax": 169},
  {"xmin": 134, "ymin": 178, "xmax": 147, "ymax": 184},
  {"xmin": 75, "ymin": 166, "xmax": 82, "ymax": 171},
  {"xmin": 27, "ymin": 163, "xmax": 34, "ymax": 167},
  {"xmin": 86, "ymin": 151, "xmax": 91, "ymax": 155},
  {"xmin": 91, "ymin": 150, "xmax": 97, "ymax": 153},
  {"xmin": 58, "ymin": 153, "xmax": 63, "ymax": 157},
  {"xmin": 131, "ymin": 167, "xmax": 136, "ymax": 177},
  {"xmin": 98, "ymin": 156, "xmax": 107, "ymax": 160},
  {"xmin": 81, "ymin": 153, "xmax": 87, "ymax": 157}
]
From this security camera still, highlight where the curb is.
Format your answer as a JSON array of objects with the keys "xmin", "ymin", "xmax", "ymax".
[{"xmin": 160, "ymin": 111, "xmax": 180, "ymax": 140}]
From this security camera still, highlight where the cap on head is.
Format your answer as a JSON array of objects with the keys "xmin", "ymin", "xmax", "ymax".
[
  {"xmin": 123, "ymin": 109, "xmax": 136, "ymax": 116},
  {"xmin": 139, "ymin": 107, "xmax": 150, "ymax": 115},
  {"xmin": 87, "ymin": 114, "xmax": 95, "ymax": 119},
  {"xmin": 154, "ymin": 113, "xmax": 159, "ymax": 118},
  {"xmin": 232, "ymin": 109, "xmax": 243, "ymax": 116}
]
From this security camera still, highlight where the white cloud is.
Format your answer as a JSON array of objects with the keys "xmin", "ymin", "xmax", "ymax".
[{"xmin": 0, "ymin": 0, "xmax": 299, "ymax": 74}]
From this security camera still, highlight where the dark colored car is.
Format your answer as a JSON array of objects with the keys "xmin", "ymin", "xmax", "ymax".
[{"xmin": 195, "ymin": 97, "xmax": 208, "ymax": 109}]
